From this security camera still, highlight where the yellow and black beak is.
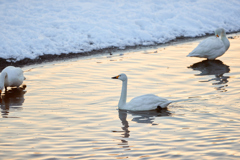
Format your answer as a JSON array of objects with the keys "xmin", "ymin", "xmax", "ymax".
[
  {"xmin": 112, "ymin": 75, "xmax": 119, "ymax": 79},
  {"xmin": 216, "ymin": 34, "xmax": 219, "ymax": 37}
]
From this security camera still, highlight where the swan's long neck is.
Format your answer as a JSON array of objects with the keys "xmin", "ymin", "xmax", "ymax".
[
  {"xmin": 0, "ymin": 71, "xmax": 7, "ymax": 90},
  {"xmin": 118, "ymin": 80, "xmax": 127, "ymax": 108},
  {"xmin": 220, "ymin": 30, "xmax": 230, "ymax": 51}
]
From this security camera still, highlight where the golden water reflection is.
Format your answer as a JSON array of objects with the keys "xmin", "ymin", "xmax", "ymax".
[
  {"xmin": 0, "ymin": 34, "xmax": 239, "ymax": 159},
  {"xmin": 116, "ymin": 109, "xmax": 172, "ymax": 152},
  {"xmin": 118, "ymin": 109, "xmax": 171, "ymax": 138},
  {"xmin": 117, "ymin": 109, "xmax": 171, "ymax": 138}
]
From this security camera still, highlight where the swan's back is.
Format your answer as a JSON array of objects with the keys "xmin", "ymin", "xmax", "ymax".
[
  {"xmin": 121, "ymin": 94, "xmax": 171, "ymax": 111},
  {"xmin": 187, "ymin": 37, "xmax": 226, "ymax": 60}
]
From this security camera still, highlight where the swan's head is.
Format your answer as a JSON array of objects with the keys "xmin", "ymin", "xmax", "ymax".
[
  {"xmin": 112, "ymin": 73, "xmax": 128, "ymax": 81},
  {"xmin": 215, "ymin": 28, "xmax": 225, "ymax": 37}
]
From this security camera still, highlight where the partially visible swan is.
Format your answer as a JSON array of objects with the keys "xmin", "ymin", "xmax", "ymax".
[
  {"xmin": 112, "ymin": 73, "xmax": 171, "ymax": 111},
  {"xmin": 0, "ymin": 66, "xmax": 25, "ymax": 94},
  {"xmin": 187, "ymin": 28, "xmax": 230, "ymax": 60}
]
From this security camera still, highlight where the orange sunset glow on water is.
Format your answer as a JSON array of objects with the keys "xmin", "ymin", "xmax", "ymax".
[{"xmin": 1, "ymin": 33, "xmax": 240, "ymax": 159}]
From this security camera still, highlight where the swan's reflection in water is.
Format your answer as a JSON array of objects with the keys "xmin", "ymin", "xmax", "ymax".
[
  {"xmin": 188, "ymin": 60, "xmax": 230, "ymax": 91},
  {"xmin": 116, "ymin": 109, "xmax": 171, "ymax": 149},
  {"xmin": 0, "ymin": 86, "xmax": 26, "ymax": 118}
]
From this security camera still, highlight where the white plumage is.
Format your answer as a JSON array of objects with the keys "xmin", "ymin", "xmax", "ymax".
[
  {"xmin": 0, "ymin": 66, "xmax": 25, "ymax": 94},
  {"xmin": 112, "ymin": 73, "xmax": 171, "ymax": 111},
  {"xmin": 187, "ymin": 28, "xmax": 230, "ymax": 60}
]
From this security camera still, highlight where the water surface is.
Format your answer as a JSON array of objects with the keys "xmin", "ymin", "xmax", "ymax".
[{"xmin": 1, "ymin": 34, "xmax": 240, "ymax": 159}]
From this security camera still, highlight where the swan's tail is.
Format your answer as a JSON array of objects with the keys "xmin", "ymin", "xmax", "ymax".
[
  {"xmin": 187, "ymin": 52, "xmax": 198, "ymax": 57},
  {"xmin": 161, "ymin": 101, "xmax": 172, "ymax": 108},
  {"xmin": 186, "ymin": 53, "xmax": 192, "ymax": 57}
]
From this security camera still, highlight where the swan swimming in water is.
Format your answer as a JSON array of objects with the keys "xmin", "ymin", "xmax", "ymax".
[
  {"xmin": 0, "ymin": 66, "xmax": 25, "ymax": 94},
  {"xmin": 187, "ymin": 28, "xmax": 230, "ymax": 60},
  {"xmin": 112, "ymin": 73, "xmax": 172, "ymax": 111}
]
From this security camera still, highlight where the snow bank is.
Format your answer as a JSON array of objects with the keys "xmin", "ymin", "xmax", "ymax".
[{"xmin": 0, "ymin": 0, "xmax": 240, "ymax": 61}]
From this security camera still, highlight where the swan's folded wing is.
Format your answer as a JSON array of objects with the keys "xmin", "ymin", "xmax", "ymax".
[
  {"xmin": 126, "ymin": 94, "xmax": 171, "ymax": 111},
  {"xmin": 187, "ymin": 37, "xmax": 225, "ymax": 59}
]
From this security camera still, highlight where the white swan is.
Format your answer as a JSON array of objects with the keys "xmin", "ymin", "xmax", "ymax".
[
  {"xmin": 0, "ymin": 66, "xmax": 25, "ymax": 94},
  {"xmin": 187, "ymin": 28, "xmax": 230, "ymax": 60},
  {"xmin": 112, "ymin": 73, "xmax": 172, "ymax": 111}
]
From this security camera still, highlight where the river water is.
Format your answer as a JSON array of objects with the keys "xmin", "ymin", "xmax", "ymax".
[{"xmin": 1, "ymin": 33, "xmax": 240, "ymax": 159}]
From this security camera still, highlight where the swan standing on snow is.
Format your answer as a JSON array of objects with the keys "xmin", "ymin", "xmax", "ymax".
[
  {"xmin": 0, "ymin": 66, "xmax": 25, "ymax": 94},
  {"xmin": 112, "ymin": 73, "xmax": 172, "ymax": 111},
  {"xmin": 187, "ymin": 28, "xmax": 230, "ymax": 60}
]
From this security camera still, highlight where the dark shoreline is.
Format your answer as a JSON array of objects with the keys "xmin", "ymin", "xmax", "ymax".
[{"xmin": 1, "ymin": 31, "xmax": 239, "ymax": 70}]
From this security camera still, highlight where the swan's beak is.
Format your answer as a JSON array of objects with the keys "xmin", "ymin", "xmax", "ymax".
[
  {"xmin": 112, "ymin": 75, "xmax": 119, "ymax": 79},
  {"xmin": 216, "ymin": 34, "xmax": 219, "ymax": 37}
]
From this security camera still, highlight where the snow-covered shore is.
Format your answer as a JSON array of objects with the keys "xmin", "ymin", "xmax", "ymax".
[{"xmin": 1, "ymin": 0, "xmax": 240, "ymax": 61}]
